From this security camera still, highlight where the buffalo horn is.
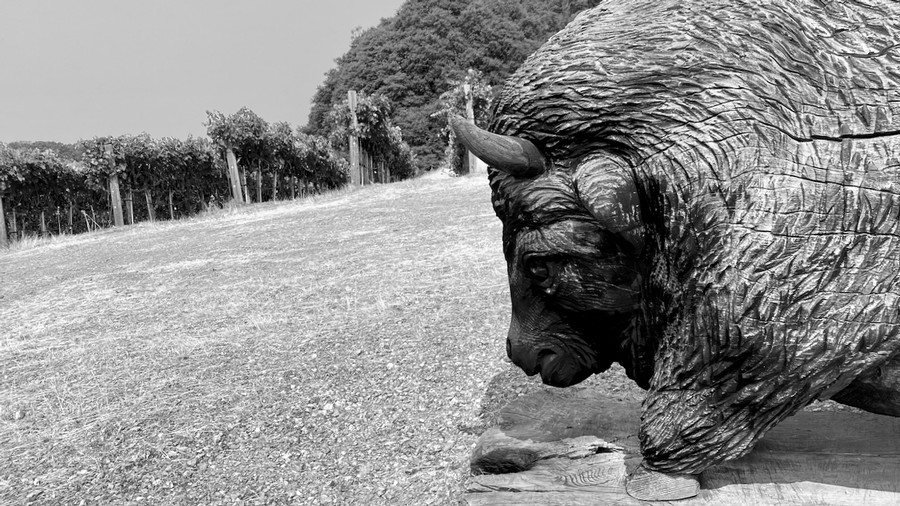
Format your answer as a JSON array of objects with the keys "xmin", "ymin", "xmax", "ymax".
[{"xmin": 450, "ymin": 115, "xmax": 545, "ymax": 177}]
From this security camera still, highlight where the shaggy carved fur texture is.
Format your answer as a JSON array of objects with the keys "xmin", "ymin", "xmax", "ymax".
[{"xmin": 487, "ymin": 0, "xmax": 900, "ymax": 474}]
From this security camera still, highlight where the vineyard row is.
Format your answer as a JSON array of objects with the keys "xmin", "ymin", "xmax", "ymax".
[{"xmin": 1, "ymin": 102, "xmax": 418, "ymax": 246}]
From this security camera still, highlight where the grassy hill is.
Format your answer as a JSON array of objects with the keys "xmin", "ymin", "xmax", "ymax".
[{"xmin": 0, "ymin": 174, "xmax": 640, "ymax": 504}]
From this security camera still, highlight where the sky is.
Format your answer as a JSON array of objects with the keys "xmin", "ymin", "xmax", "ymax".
[{"xmin": 0, "ymin": 0, "xmax": 406, "ymax": 143}]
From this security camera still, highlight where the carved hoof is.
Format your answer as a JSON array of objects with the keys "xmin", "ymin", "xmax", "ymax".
[{"xmin": 626, "ymin": 463, "xmax": 700, "ymax": 501}]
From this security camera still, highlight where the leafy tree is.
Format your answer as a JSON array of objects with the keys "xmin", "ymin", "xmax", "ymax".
[
  {"xmin": 434, "ymin": 69, "xmax": 493, "ymax": 174},
  {"xmin": 2, "ymin": 144, "xmax": 102, "ymax": 235},
  {"xmin": 206, "ymin": 108, "xmax": 270, "ymax": 160},
  {"xmin": 7, "ymin": 141, "xmax": 83, "ymax": 161},
  {"xmin": 78, "ymin": 135, "xmax": 224, "ymax": 224},
  {"xmin": 79, "ymin": 136, "xmax": 128, "ymax": 196},
  {"xmin": 266, "ymin": 122, "xmax": 297, "ymax": 200},
  {"xmin": 324, "ymin": 92, "xmax": 417, "ymax": 182},
  {"xmin": 206, "ymin": 107, "xmax": 271, "ymax": 202},
  {"xmin": 297, "ymin": 133, "xmax": 349, "ymax": 191},
  {"xmin": 209, "ymin": 108, "xmax": 349, "ymax": 201},
  {"xmin": 3, "ymin": 108, "xmax": 350, "ymax": 242},
  {"xmin": 157, "ymin": 136, "xmax": 226, "ymax": 216},
  {"xmin": 305, "ymin": 0, "xmax": 603, "ymax": 170}
]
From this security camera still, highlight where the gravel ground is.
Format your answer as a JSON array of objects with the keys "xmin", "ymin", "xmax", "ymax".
[{"xmin": 0, "ymin": 173, "xmax": 857, "ymax": 505}]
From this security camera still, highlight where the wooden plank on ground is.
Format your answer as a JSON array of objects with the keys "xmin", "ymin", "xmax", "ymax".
[{"xmin": 465, "ymin": 389, "xmax": 900, "ymax": 506}]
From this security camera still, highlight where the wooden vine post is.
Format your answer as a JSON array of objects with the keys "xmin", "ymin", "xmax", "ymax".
[
  {"xmin": 9, "ymin": 209, "xmax": 17, "ymax": 240},
  {"xmin": 361, "ymin": 146, "xmax": 371, "ymax": 185},
  {"xmin": 224, "ymin": 146, "xmax": 243, "ymax": 202},
  {"xmin": 105, "ymin": 144, "xmax": 125, "ymax": 227},
  {"xmin": 241, "ymin": 169, "xmax": 250, "ymax": 203},
  {"xmin": 0, "ymin": 180, "xmax": 7, "ymax": 248},
  {"xmin": 360, "ymin": 145, "xmax": 366, "ymax": 185},
  {"xmin": 348, "ymin": 90, "xmax": 361, "ymax": 185},
  {"xmin": 271, "ymin": 171, "xmax": 278, "ymax": 200},
  {"xmin": 256, "ymin": 166, "xmax": 262, "ymax": 203},
  {"xmin": 380, "ymin": 160, "xmax": 389, "ymax": 184},
  {"xmin": 144, "ymin": 189, "xmax": 155, "ymax": 222},
  {"xmin": 125, "ymin": 190, "xmax": 134, "ymax": 225},
  {"xmin": 463, "ymin": 83, "xmax": 485, "ymax": 175}
]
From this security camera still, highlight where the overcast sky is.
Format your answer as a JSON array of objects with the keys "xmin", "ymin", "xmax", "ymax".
[{"xmin": 0, "ymin": 0, "xmax": 406, "ymax": 143}]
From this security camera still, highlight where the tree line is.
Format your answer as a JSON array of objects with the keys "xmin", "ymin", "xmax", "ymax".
[
  {"xmin": 305, "ymin": 0, "xmax": 603, "ymax": 170},
  {"xmin": 1, "ymin": 102, "xmax": 415, "ymax": 243}
]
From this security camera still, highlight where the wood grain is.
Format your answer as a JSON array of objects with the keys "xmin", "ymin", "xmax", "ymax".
[
  {"xmin": 485, "ymin": 0, "xmax": 900, "ymax": 476},
  {"xmin": 626, "ymin": 464, "xmax": 700, "ymax": 501},
  {"xmin": 465, "ymin": 389, "xmax": 900, "ymax": 505}
]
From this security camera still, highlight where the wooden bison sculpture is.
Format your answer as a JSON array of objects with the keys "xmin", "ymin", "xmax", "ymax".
[{"xmin": 452, "ymin": 0, "xmax": 900, "ymax": 499}]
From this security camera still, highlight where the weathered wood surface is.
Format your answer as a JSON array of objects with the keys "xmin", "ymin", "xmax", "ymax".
[
  {"xmin": 347, "ymin": 89, "xmax": 361, "ymax": 186},
  {"xmin": 224, "ymin": 146, "xmax": 243, "ymax": 203},
  {"xmin": 107, "ymin": 173, "xmax": 124, "ymax": 227},
  {"xmin": 0, "ymin": 193, "xmax": 8, "ymax": 247},
  {"xmin": 477, "ymin": 0, "xmax": 900, "ymax": 477},
  {"xmin": 125, "ymin": 189, "xmax": 134, "ymax": 225},
  {"xmin": 105, "ymin": 145, "xmax": 124, "ymax": 228},
  {"xmin": 465, "ymin": 389, "xmax": 900, "ymax": 505}
]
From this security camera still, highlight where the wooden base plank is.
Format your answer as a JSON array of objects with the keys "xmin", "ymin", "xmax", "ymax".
[
  {"xmin": 627, "ymin": 465, "xmax": 700, "ymax": 501},
  {"xmin": 465, "ymin": 389, "xmax": 900, "ymax": 505}
]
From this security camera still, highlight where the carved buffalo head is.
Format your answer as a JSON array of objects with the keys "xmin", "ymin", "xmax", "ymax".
[
  {"xmin": 453, "ymin": 116, "xmax": 664, "ymax": 388},
  {"xmin": 450, "ymin": 0, "xmax": 900, "ymax": 393},
  {"xmin": 447, "ymin": 3, "xmax": 746, "ymax": 390}
]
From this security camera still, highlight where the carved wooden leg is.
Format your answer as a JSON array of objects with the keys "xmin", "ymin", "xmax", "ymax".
[
  {"xmin": 626, "ymin": 462, "xmax": 700, "ymax": 501},
  {"xmin": 637, "ymin": 388, "xmax": 802, "ymax": 484}
]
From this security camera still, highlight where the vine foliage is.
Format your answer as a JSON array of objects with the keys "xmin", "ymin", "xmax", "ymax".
[{"xmin": 1, "ymin": 107, "xmax": 356, "ymax": 241}]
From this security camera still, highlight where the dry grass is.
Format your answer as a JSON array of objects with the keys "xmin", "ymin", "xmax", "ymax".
[
  {"xmin": 1, "ymin": 171, "xmax": 857, "ymax": 505},
  {"xmin": 4, "ymin": 174, "xmax": 629, "ymax": 505}
]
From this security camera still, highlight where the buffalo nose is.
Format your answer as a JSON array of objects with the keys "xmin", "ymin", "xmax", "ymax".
[{"xmin": 507, "ymin": 341, "xmax": 544, "ymax": 377}]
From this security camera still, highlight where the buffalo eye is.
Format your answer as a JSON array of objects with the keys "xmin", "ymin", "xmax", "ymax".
[{"xmin": 523, "ymin": 254, "xmax": 555, "ymax": 287}]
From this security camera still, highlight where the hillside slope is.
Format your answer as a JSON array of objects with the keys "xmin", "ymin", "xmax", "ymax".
[{"xmin": 2, "ymin": 175, "xmax": 644, "ymax": 504}]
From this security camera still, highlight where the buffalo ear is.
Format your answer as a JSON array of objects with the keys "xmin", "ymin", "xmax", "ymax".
[{"xmin": 449, "ymin": 115, "xmax": 546, "ymax": 177}]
